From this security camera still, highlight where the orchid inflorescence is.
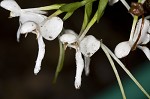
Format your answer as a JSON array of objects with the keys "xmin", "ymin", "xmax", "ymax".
[{"xmin": 1, "ymin": 0, "xmax": 150, "ymax": 98}]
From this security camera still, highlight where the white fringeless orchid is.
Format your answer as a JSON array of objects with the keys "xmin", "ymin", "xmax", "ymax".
[
  {"xmin": 0, "ymin": 0, "xmax": 64, "ymax": 74},
  {"xmin": 16, "ymin": 17, "xmax": 63, "ymax": 75},
  {"xmin": 0, "ymin": 0, "xmax": 47, "ymax": 41},
  {"xmin": 115, "ymin": 18, "xmax": 150, "ymax": 60},
  {"xmin": 59, "ymin": 29, "xmax": 100, "ymax": 89}
]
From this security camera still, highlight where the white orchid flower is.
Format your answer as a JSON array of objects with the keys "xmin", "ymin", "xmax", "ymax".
[
  {"xmin": 115, "ymin": 18, "xmax": 150, "ymax": 60},
  {"xmin": 0, "ymin": 0, "xmax": 47, "ymax": 41},
  {"xmin": 59, "ymin": 30, "xmax": 82, "ymax": 89},
  {"xmin": 59, "ymin": 29, "xmax": 100, "ymax": 89},
  {"xmin": 1, "ymin": 0, "xmax": 64, "ymax": 74},
  {"xmin": 20, "ymin": 21, "xmax": 45, "ymax": 75},
  {"xmin": 18, "ymin": 16, "xmax": 63, "ymax": 75}
]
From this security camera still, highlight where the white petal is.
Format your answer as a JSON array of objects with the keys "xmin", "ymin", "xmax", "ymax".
[
  {"xmin": 17, "ymin": 22, "xmax": 21, "ymax": 42},
  {"xmin": 20, "ymin": 12, "xmax": 47, "ymax": 24},
  {"xmin": 59, "ymin": 29, "xmax": 78, "ymax": 44},
  {"xmin": 20, "ymin": 21, "xmax": 37, "ymax": 34},
  {"xmin": 79, "ymin": 35, "xmax": 100, "ymax": 57},
  {"xmin": 0, "ymin": 0, "xmax": 21, "ymax": 16},
  {"xmin": 40, "ymin": 17, "xmax": 63, "ymax": 40},
  {"xmin": 34, "ymin": 35, "xmax": 45, "ymax": 75},
  {"xmin": 148, "ymin": 25, "xmax": 150, "ymax": 33},
  {"xmin": 138, "ymin": 46, "xmax": 150, "ymax": 61},
  {"xmin": 114, "ymin": 41, "xmax": 132, "ymax": 58},
  {"xmin": 133, "ymin": 18, "xmax": 150, "ymax": 44},
  {"xmin": 84, "ymin": 56, "xmax": 90, "ymax": 76},
  {"xmin": 142, "ymin": 34, "xmax": 150, "ymax": 44},
  {"xmin": 64, "ymin": 29, "xmax": 78, "ymax": 36},
  {"xmin": 109, "ymin": 0, "xmax": 119, "ymax": 5},
  {"xmin": 75, "ymin": 50, "xmax": 84, "ymax": 89}
]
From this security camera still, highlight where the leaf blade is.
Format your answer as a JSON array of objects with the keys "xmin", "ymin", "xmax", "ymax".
[{"xmin": 97, "ymin": 0, "xmax": 108, "ymax": 22}]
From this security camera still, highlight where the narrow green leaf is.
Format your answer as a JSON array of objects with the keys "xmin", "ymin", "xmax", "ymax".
[
  {"xmin": 85, "ymin": 1, "xmax": 93, "ymax": 19},
  {"xmin": 80, "ymin": 1, "xmax": 93, "ymax": 33},
  {"xmin": 38, "ymin": 4, "xmax": 65, "ymax": 11},
  {"xmin": 79, "ymin": 11, "xmax": 98, "ymax": 40},
  {"xmin": 59, "ymin": 0, "xmax": 95, "ymax": 12},
  {"xmin": 53, "ymin": 41, "xmax": 65, "ymax": 83},
  {"xmin": 60, "ymin": 2, "xmax": 84, "ymax": 12},
  {"xmin": 63, "ymin": 11, "xmax": 74, "ymax": 20},
  {"xmin": 80, "ymin": 8, "xmax": 89, "ymax": 34},
  {"xmin": 83, "ymin": 0, "xmax": 96, "ymax": 4},
  {"xmin": 48, "ymin": 10, "xmax": 63, "ymax": 19},
  {"xmin": 97, "ymin": 0, "xmax": 108, "ymax": 22}
]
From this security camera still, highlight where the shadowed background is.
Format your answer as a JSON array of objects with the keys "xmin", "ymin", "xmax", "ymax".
[{"xmin": 0, "ymin": 0, "xmax": 149, "ymax": 99}]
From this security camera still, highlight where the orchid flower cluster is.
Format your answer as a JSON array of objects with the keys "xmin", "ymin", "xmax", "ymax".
[{"xmin": 1, "ymin": 0, "xmax": 150, "ymax": 98}]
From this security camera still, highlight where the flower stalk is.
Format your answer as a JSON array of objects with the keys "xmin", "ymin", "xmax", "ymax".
[
  {"xmin": 102, "ymin": 43, "xmax": 150, "ymax": 98},
  {"xmin": 101, "ymin": 42, "xmax": 126, "ymax": 99}
]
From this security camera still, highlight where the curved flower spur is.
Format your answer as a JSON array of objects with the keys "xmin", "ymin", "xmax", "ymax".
[
  {"xmin": 59, "ymin": 29, "xmax": 100, "ymax": 89},
  {"xmin": 114, "ymin": 18, "xmax": 150, "ymax": 60},
  {"xmin": 0, "ymin": 0, "xmax": 47, "ymax": 42},
  {"xmin": 19, "ymin": 17, "xmax": 63, "ymax": 75}
]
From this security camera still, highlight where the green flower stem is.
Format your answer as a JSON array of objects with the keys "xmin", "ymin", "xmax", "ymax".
[
  {"xmin": 79, "ymin": 11, "xmax": 98, "ymax": 41},
  {"xmin": 38, "ymin": 4, "xmax": 65, "ymax": 10},
  {"xmin": 129, "ymin": 16, "xmax": 138, "ymax": 41},
  {"xmin": 48, "ymin": 10, "xmax": 63, "ymax": 19},
  {"xmin": 102, "ymin": 43, "xmax": 150, "ymax": 98},
  {"xmin": 80, "ymin": 7, "xmax": 89, "ymax": 34},
  {"xmin": 23, "ymin": 4, "xmax": 64, "ymax": 11},
  {"xmin": 53, "ymin": 40, "xmax": 65, "ymax": 83},
  {"xmin": 80, "ymin": 1, "xmax": 93, "ymax": 34},
  {"xmin": 63, "ymin": 12, "xmax": 74, "ymax": 21},
  {"xmin": 101, "ymin": 42, "xmax": 126, "ymax": 99}
]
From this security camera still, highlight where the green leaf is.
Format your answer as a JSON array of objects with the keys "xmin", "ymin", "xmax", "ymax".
[
  {"xmin": 39, "ymin": 4, "xmax": 65, "ymax": 11},
  {"xmin": 83, "ymin": 0, "xmax": 96, "ymax": 4},
  {"xmin": 80, "ymin": 10, "xmax": 89, "ymax": 34},
  {"xmin": 60, "ymin": 0, "xmax": 95, "ymax": 12},
  {"xmin": 60, "ymin": 2, "xmax": 84, "ymax": 12},
  {"xmin": 97, "ymin": 0, "xmax": 108, "ymax": 22},
  {"xmin": 80, "ymin": 1, "xmax": 93, "ymax": 33},
  {"xmin": 85, "ymin": 1, "xmax": 93, "ymax": 19},
  {"xmin": 53, "ymin": 41, "xmax": 65, "ymax": 83},
  {"xmin": 79, "ymin": 11, "xmax": 98, "ymax": 40},
  {"xmin": 63, "ymin": 11, "xmax": 74, "ymax": 20}
]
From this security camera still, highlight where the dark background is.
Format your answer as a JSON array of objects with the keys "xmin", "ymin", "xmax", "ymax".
[{"xmin": 0, "ymin": 0, "xmax": 150, "ymax": 99}]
